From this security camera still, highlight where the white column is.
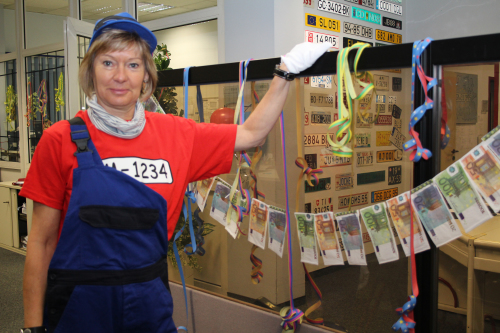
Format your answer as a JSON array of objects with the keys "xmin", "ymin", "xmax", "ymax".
[{"xmin": 122, "ymin": 0, "xmax": 137, "ymax": 20}]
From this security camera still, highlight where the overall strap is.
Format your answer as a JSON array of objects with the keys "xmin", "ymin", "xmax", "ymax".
[{"xmin": 68, "ymin": 117, "xmax": 103, "ymax": 167}]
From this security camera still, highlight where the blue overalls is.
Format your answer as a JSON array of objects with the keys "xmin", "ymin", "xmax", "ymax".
[{"xmin": 43, "ymin": 117, "xmax": 177, "ymax": 333}]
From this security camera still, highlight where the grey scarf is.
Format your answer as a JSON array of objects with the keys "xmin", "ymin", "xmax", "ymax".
[{"xmin": 86, "ymin": 95, "xmax": 146, "ymax": 139}]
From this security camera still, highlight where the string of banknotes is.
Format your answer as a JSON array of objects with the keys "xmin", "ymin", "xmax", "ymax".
[{"xmin": 192, "ymin": 124, "xmax": 500, "ymax": 268}]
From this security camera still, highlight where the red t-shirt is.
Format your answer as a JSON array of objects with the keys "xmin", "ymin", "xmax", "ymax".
[{"xmin": 20, "ymin": 110, "xmax": 237, "ymax": 240}]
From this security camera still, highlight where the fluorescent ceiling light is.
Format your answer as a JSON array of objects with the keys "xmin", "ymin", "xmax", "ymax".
[{"xmin": 138, "ymin": 2, "xmax": 174, "ymax": 13}]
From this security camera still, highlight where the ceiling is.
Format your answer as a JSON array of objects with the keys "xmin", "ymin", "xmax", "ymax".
[{"xmin": 0, "ymin": 0, "xmax": 217, "ymax": 22}]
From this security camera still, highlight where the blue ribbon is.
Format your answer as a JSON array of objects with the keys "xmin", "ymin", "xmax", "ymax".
[
  {"xmin": 403, "ymin": 38, "xmax": 437, "ymax": 162},
  {"xmin": 172, "ymin": 206, "xmax": 189, "ymax": 333},
  {"xmin": 238, "ymin": 59, "xmax": 252, "ymax": 125},
  {"xmin": 184, "ymin": 208, "xmax": 206, "ymax": 256},
  {"xmin": 392, "ymin": 295, "xmax": 417, "ymax": 332}
]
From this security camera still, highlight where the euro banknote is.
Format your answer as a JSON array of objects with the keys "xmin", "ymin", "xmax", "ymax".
[
  {"xmin": 314, "ymin": 212, "xmax": 344, "ymax": 266},
  {"xmin": 248, "ymin": 199, "xmax": 268, "ymax": 249},
  {"xmin": 335, "ymin": 211, "xmax": 367, "ymax": 265},
  {"xmin": 295, "ymin": 213, "xmax": 319, "ymax": 265},
  {"xmin": 268, "ymin": 206, "xmax": 287, "ymax": 258}
]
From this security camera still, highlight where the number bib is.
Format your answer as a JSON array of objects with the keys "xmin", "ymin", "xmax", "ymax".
[{"xmin": 103, "ymin": 157, "xmax": 173, "ymax": 184}]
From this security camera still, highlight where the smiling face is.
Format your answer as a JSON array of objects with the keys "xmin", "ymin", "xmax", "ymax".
[{"xmin": 93, "ymin": 45, "xmax": 148, "ymax": 120}]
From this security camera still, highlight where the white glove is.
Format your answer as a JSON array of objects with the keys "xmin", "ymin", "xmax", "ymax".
[{"xmin": 281, "ymin": 42, "xmax": 332, "ymax": 74}]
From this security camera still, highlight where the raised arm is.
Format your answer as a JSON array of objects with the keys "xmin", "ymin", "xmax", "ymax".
[
  {"xmin": 234, "ymin": 42, "xmax": 332, "ymax": 152},
  {"xmin": 23, "ymin": 202, "xmax": 61, "ymax": 327}
]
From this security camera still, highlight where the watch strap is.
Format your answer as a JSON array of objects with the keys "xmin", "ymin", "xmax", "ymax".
[
  {"xmin": 273, "ymin": 65, "xmax": 295, "ymax": 81},
  {"xmin": 21, "ymin": 327, "xmax": 46, "ymax": 333}
]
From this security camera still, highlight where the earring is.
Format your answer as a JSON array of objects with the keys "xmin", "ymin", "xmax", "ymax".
[{"xmin": 141, "ymin": 82, "xmax": 146, "ymax": 94}]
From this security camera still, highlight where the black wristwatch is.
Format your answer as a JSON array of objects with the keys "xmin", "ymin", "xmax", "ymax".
[
  {"xmin": 273, "ymin": 64, "xmax": 296, "ymax": 81},
  {"xmin": 20, "ymin": 327, "xmax": 46, "ymax": 333}
]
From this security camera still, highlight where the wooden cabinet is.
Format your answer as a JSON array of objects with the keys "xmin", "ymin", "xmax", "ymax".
[{"xmin": 0, "ymin": 182, "xmax": 33, "ymax": 253}]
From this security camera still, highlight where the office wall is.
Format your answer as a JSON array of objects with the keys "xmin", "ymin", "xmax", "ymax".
[{"xmin": 406, "ymin": 0, "xmax": 500, "ymax": 42}]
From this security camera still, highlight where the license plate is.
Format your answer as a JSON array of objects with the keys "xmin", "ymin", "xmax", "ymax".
[
  {"xmin": 320, "ymin": 151, "xmax": 352, "ymax": 167},
  {"xmin": 392, "ymin": 104, "xmax": 402, "ymax": 118},
  {"xmin": 343, "ymin": 36, "xmax": 373, "ymax": 47},
  {"xmin": 376, "ymin": 131, "xmax": 391, "ymax": 146},
  {"xmin": 356, "ymin": 112, "xmax": 373, "ymax": 128},
  {"xmin": 351, "ymin": 6, "xmax": 381, "ymax": 24},
  {"xmin": 303, "ymin": 0, "xmax": 314, "ymax": 8},
  {"xmin": 392, "ymin": 77, "xmax": 402, "ymax": 91},
  {"xmin": 375, "ymin": 115, "xmax": 393, "ymax": 125},
  {"xmin": 377, "ymin": 150, "xmax": 395, "ymax": 163},
  {"xmin": 357, "ymin": 170, "xmax": 385, "ymax": 185},
  {"xmin": 307, "ymin": 197, "xmax": 334, "ymax": 214},
  {"xmin": 395, "ymin": 149, "xmax": 403, "ymax": 161},
  {"xmin": 376, "ymin": 94, "xmax": 386, "ymax": 103},
  {"xmin": 305, "ymin": 177, "xmax": 331, "ymax": 193},
  {"xmin": 388, "ymin": 165, "xmax": 402, "ymax": 185},
  {"xmin": 310, "ymin": 93, "xmax": 335, "ymax": 107},
  {"xmin": 344, "ymin": 0, "xmax": 374, "ymax": 8},
  {"xmin": 305, "ymin": 30, "xmax": 340, "ymax": 49},
  {"xmin": 304, "ymin": 133, "xmax": 334, "ymax": 147},
  {"xmin": 394, "ymin": 118, "xmax": 402, "ymax": 130},
  {"xmin": 305, "ymin": 13, "xmax": 341, "ymax": 32},
  {"xmin": 304, "ymin": 111, "xmax": 310, "ymax": 125},
  {"xmin": 356, "ymin": 151, "xmax": 374, "ymax": 167},
  {"xmin": 338, "ymin": 192, "xmax": 369, "ymax": 209},
  {"xmin": 375, "ymin": 29, "xmax": 402, "ymax": 44},
  {"xmin": 389, "ymin": 127, "xmax": 405, "ymax": 149},
  {"xmin": 376, "ymin": 0, "xmax": 402, "ymax": 16},
  {"xmin": 343, "ymin": 22, "xmax": 373, "ymax": 39},
  {"xmin": 304, "ymin": 153, "xmax": 317, "ymax": 169},
  {"xmin": 336, "ymin": 173, "xmax": 354, "ymax": 190},
  {"xmin": 311, "ymin": 75, "xmax": 332, "ymax": 88},
  {"xmin": 311, "ymin": 111, "xmax": 332, "ymax": 124},
  {"xmin": 354, "ymin": 133, "xmax": 371, "ymax": 148},
  {"xmin": 388, "ymin": 96, "xmax": 396, "ymax": 113},
  {"xmin": 374, "ymin": 74, "xmax": 389, "ymax": 90},
  {"xmin": 317, "ymin": 0, "xmax": 351, "ymax": 16},
  {"xmin": 371, "ymin": 187, "xmax": 399, "ymax": 203},
  {"xmin": 382, "ymin": 16, "xmax": 402, "ymax": 30}
]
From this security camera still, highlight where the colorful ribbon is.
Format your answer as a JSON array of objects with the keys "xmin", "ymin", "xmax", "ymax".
[
  {"xmin": 327, "ymin": 42, "xmax": 378, "ymax": 158},
  {"xmin": 279, "ymin": 111, "xmax": 305, "ymax": 331},
  {"xmin": 403, "ymin": 38, "xmax": 437, "ymax": 162},
  {"xmin": 393, "ymin": 191, "xmax": 419, "ymax": 332},
  {"xmin": 303, "ymin": 264, "xmax": 324, "ymax": 325},
  {"xmin": 250, "ymin": 245, "xmax": 264, "ymax": 284}
]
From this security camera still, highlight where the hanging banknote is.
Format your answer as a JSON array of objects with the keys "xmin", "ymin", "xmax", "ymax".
[
  {"xmin": 434, "ymin": 162, "xmax": 492, "ymax": 232},
  {"xmin": 459, "ymin": 144, "xmax": 500, "ymax": 213},
  {"xmin": 248, "ymin": 199, "xmax": 268, "ymax": 249},
  {"xmin": 411, "ymin": 181, "xmax": 462, "ymax": 247},
  {"xmin": 386, "ymin": 192, "xmax": 430, "ymax": 257},
  {"xmin": 314, "ymin": 212, "xmax": 344, "ymax": 266},
  {"xmin": 295, "ymin": 213, "xmax": 319, "ymax": 265},
  {"xmin": 225, "ymin": 192, "xmax": 247, "ymax": 239},
  {"xmin": 482, "ymin": 126, "xmax": 500, "ymax": 161},
  {"xmin": 336, "ymin": 211, "xmax": 367, "ymax": 265},
  {"xmin": 360, "ymin": 204, "xmax": 399, "ymax": 264},
  {"xmin": 210, "ymin": 181, "xmax": 231, "ymax": 226},
  {"xmin": 194, "ymin": 177, "xmax": 216, "ymax": 212},
  {"xmin": 268, "ymin": 206, "xmax": 287, "ymax": 258}
]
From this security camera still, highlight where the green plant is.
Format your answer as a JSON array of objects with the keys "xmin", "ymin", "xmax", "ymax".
[
  {"xmin": 55, "ymin": 72, "xmax": 64, "ymax": 113},
  {"xmin": 4, "ymin": 85, "xmax": 17, "ymax": 130},
  {"xmin": 167, "ymin": 208, "xmax": 216, "ymax": 272},
  {"xmin": 152, "ymin": 44, "xmax": 182, "ymax": 116}
]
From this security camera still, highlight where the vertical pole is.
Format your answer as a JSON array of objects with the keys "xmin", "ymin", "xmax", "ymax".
[
  {"xmin": 69, "ymin": 0, "xmax": 81, "ymax": 20},
  {"xmin": 122, "ymin": 0, "xmax": 137, "ymax": 20},
  {"xmin": 412, "ymin": 45, "xmax": 440, "ymax": 333}
]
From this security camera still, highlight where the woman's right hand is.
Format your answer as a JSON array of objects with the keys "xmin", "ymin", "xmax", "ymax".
[{"xmin": 23, "ymin": 202, "xmax": 61, "ymax": 327}]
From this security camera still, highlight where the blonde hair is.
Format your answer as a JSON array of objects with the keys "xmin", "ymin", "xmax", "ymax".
[{"xmin": 79, "ymin": 29, "xmax": 157, "ymax": 101}]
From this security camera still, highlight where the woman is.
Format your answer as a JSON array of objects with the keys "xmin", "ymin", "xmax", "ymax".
[{"xmin": 20, "ymin": 12, "xmax": 330, "ymax": 333}]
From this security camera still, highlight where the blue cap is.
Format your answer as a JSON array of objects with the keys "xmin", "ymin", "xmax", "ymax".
[{"xmin": 89, "ymin": 12, "xmax": 157, "ymax": 54}]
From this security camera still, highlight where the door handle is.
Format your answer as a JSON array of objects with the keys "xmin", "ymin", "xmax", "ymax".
[{"xmin": 3, "ymin": 201, "xmax": 9, "ymax": 203}]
